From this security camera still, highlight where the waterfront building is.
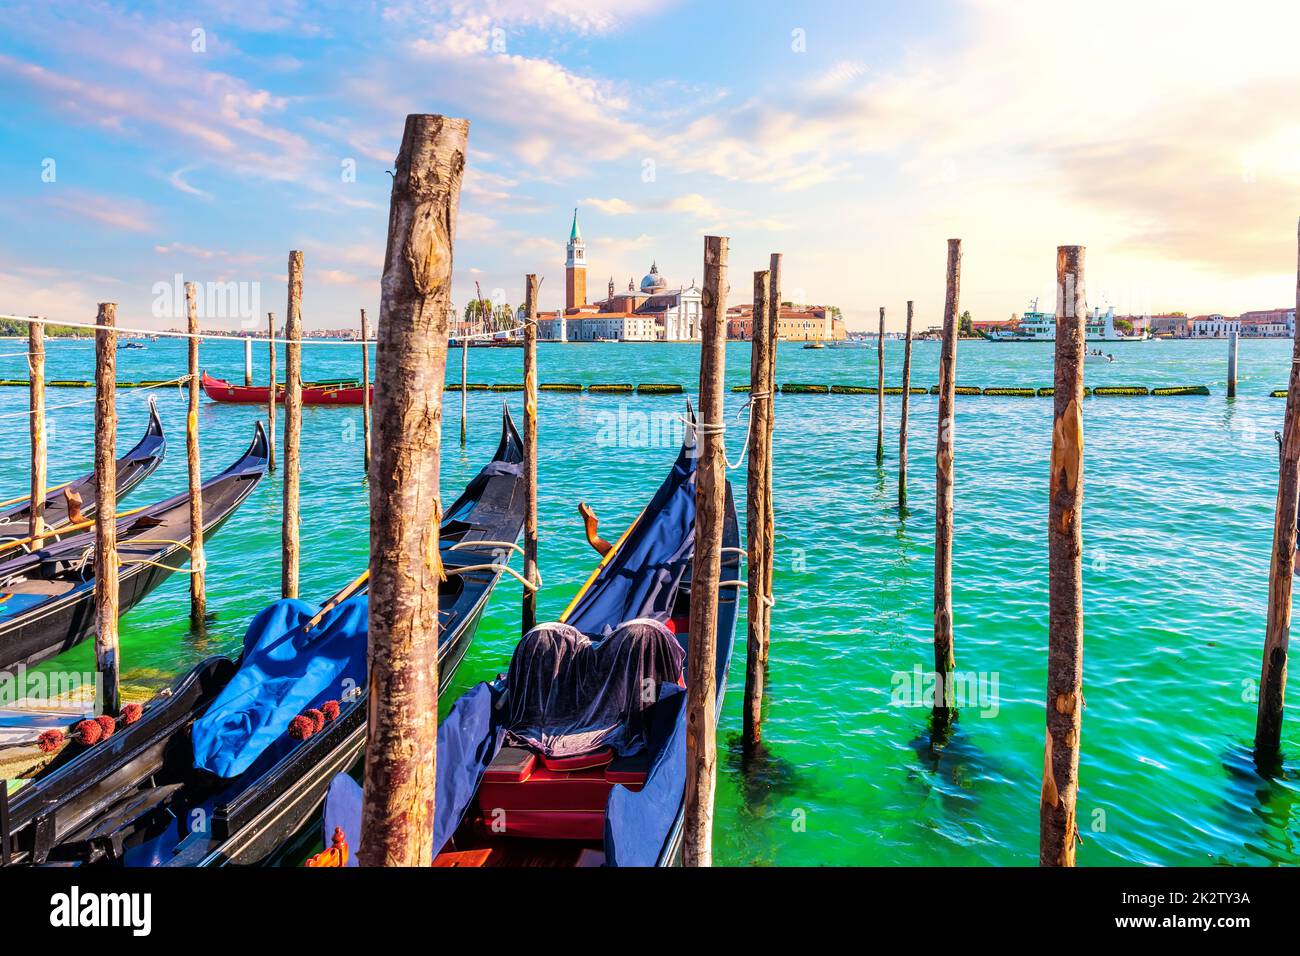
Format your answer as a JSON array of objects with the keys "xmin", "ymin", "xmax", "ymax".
[
  {"xmin": 1189, "ymin": 314, "xmax": 1240, "ymax": 338},
  {"xmin": 725, "ymin": 304, "xmax": 846, "ymax": 341},
  {"xmin": 1239, "ymin": 308, "xmax": 1296, "ymax": 337}
]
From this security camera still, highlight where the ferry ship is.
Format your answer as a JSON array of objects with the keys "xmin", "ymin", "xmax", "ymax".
[{"xmin": 991, "ymin": 300, "xmax": 1149, "ymax": 342}]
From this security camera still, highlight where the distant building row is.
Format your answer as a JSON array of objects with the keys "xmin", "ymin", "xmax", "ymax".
[
  {"xmin": 533, "ymin": 210, "xmax": 844, "ymax": 342},
  {"xmin": 1147, "ymin": 308, "xmax": 1296, "ymax": 339}
]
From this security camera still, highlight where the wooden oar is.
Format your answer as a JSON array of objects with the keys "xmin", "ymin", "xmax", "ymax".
[
  {"xmin": 0, "ymin": 478, "xmax": 74, "ymax": 509},
  {"xmin": 302, "ymin": 568, "xmax": 370, "ymax": 632},
  {"xmin": 0, "ymin": 504, "xmax": 148, "ymax": 555}
]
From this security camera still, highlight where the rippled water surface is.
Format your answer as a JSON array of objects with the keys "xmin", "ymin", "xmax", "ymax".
[{"xmin": 3, "ymin": 334, "xmax": 1299, "ymax": 866}]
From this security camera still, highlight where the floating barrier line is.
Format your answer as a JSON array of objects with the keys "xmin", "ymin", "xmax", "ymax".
[{"xmin": 0, "ymin": 374, "xmax": 191, "ymax": 420}]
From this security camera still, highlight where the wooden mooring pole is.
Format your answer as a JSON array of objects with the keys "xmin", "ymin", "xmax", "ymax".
[
  {"xmin": 876, "ymin": 306, "xmax": 885, "ymax": 464},
  {"xmin": 282, "ymin": 251, "xmax": 303, "ymax": 600},
  {"xmin": 28, "ymin": 318, "xmax": 45, "ymax": 545},
  {"xmin": 899, "ymin": 300, "xmax": 914, "ymax": 514},
  {"xmin": 267, "ymin": 312, "xmax": 277, "ymax": 473},
  {"xmin": 763, "ymin": 254, "xmax": 780, "ymax": 674},
  {"xmin": 933, "ymin": 240, "xmax": 962, "ymax": 720},
  {"xmin": 522, "ymin": 274, "xmax": 539, "ymax": 635},
  {"xmin": 185, "ymin": 283, "xmax": 207, "ymax": 625},
  {"xmin": 1227, "ymin": 330, "xmax": 1239, "ymax": 399},
  {"xmin": 684, "ymin": 234, "xmax": 729, "ymax": 867},
  {"xmin": 1041, "ymin": 245, "xmax": 1087, "ymax": 867},
  {"xmin": 460, "ymin": 325, "xmax": 468, "ymax": 446},
  {"xmin": 359, "ymin": 113, "xmax": 467, "ymax": 867},
  {"xmin": 361, "ymin": 309, "xmax": 371, "ymax": 473},
  {"xmin": 744, "ymin": 268, "xmax": 774, "ymax": 754},
  {"xmin": 243, "ymin": 335, "xmax": 253, "ymax": 386},
  {"xmin": 1256, "ymin": 218, "xmax": 1300, "ymax": 757},
  {"xmin": 94, "ymin": 303, "xmax": 120, "ymax": 715}
]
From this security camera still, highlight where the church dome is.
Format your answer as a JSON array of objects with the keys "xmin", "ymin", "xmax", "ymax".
[{"xmin": 639, "ymin": 261, "xmax": 667, "ymax": 294}]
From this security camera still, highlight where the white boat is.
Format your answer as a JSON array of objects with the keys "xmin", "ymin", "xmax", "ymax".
[{"xmin": 995, "ymin": 300, "xmax": 1148, "ymax": 342}]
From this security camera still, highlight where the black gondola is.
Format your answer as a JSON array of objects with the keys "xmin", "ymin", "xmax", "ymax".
[
  {"xmin": 318, "ymin": 409, "xmax": 741, "ymax": 867},
  {"xmin": 0, "ymin": 397, "xmax": 166, "ymax": 542},
  {"xmin": 0, "ymin": 421, "xmax": 269, "ymax": 673},
  {"xmin": 0, "ymin": 407, "xmax": 525, "ymax": 867}
]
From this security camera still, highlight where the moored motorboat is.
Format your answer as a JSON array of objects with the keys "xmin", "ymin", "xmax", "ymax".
[
  {"xmin": 0, "ymin": 422, "xmax": 268, "ymax": 672},
  {"xmin": 318, "ymin": 408, "xmax": 741, "ymax": 867},
  {"xmin": 0, "ymin": 407, "xmax": 524, "ymax": 867},
  {"xmin": 0, "ymin": 397, "xmax": 166, "ymax": 542},
  {"xmin": 201, "ymin": 370, "xmax": 371, "ymax": 406}
]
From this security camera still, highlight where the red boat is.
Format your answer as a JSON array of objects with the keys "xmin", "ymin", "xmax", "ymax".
[{"xmin": 201, "ymin": 371, "xmax": 372, "ymax": 406}]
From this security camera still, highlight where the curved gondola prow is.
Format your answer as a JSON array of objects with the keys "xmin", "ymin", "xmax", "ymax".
[{"xmin": 495, "ymin": 400, "xmax": 524, "ymax": 465}]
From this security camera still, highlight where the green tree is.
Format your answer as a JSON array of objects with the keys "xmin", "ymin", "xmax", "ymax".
[{"xmin": 959, "ymin": 310, "xmax": 974, "ymax": 336}]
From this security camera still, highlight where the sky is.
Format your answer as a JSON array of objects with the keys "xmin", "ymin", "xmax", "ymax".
[{"xmin": 1, "ymin": 0, "xmax": 1298, "ymax": 333}]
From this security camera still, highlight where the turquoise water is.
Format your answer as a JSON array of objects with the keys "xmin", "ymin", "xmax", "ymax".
[{"xmin": 2, "ymin": 334, "xmax": 1299, "ymax": 866}]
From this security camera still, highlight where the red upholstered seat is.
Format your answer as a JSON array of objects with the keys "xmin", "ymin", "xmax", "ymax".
[
  {"xmin": 539, "ymin": 748, "xmax": 613, "ymax": 772},
  {"xmin": 476, "ymin": 746, "xmax": 648, "ymax": 841}
]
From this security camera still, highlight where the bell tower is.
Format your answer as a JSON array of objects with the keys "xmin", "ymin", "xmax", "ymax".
[{"xmin": 565, "ymin": 207, "xmax": 586, "ymax": 311}]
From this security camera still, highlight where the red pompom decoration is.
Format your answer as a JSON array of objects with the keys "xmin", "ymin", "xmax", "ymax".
[
  {"xmin": 73, "ymin": 719, "xmax": 103, "ymax": 746},
  {"xmin": 288, "ymin": 715, "xmax": 315, "ymax": 740},
  {"xmin": 305, "ymin": 708, "xmax": 325, "ymax": 733},
  {"xmin": 121, "ymin": 703, "xmax": 143, "ymax": 724},
  {"xmin": 321, "ymin": 700, "xmax": 340, "ymax": 722},
  {"xmin": 38, "ymin": 729, "xmax": 65, "ymax": 753},
  {"xmin": 95, "ymin": 714, "xmax": 116, "ymax": 739}
]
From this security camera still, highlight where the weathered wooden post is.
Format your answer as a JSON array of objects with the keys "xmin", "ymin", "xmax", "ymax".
[
  {"xmin": 1041, "ymin": 245, "xmax": 1087, "ymax": 867},
  {"xmin": 522, "ymin": 274, "xmax": 539, "ymax": 635},
  {"xmin": 876, "ymin": 306, "xmax": 886, "ymax": 464},
  {"xmin": 460, "ymin": 321, "xmax": 469, "ymax": 446},
  {"xmin": 184, "ymin": 283, "xmax": 207, "ymax": 625},
  {"xmin": 744, "ymin": 268, "xmax": 775, "ymax": 754},
  {"xmin": 267, "ymin": 312, "xmax": 277, "ymax": 473},
  {"xmin": 94, "ymin": 303, "xmax": 120, "ymax": 715},
  {"xmin": 282, "ymin": 251, "xmax": 303, "ymax": 600},
  {"xmin": 761, "ymin": 254, "xmax": 781, "ymax": 675},
  {"xmin": 1256, "ymin": 219, "xmax": 1300, "ymax": 757},
  {"xmin": 243, "ymin": 335, "xmax": 253, "ymax": 386},
  {"xmin": 684, "ymin": 234, "xmax": 729, "ymax": 867},
  {"xmin": 361, "ymin": 309, "xmax": 371, "ymax": 472},
  {"xmin": 359, "ymin": 113, "xmax": 467, "ymax": 867},
  {"xmin": 28, "ymin": 318, "xmax": 46, "ymax": 545},
  {"xmin": 1227, "ymin": 330, "xmax": 1239, "ymax": 399},
  {"xmin": 934, "ymin": 240, "xmax": 962, "ymax": 720},
  {"xmin": 899, "ymin": 300, "xmax": 914, "ymax": 514}
]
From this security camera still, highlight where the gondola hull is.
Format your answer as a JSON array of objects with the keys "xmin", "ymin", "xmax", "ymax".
[
  {"xmin": 0, "ymin": 398, "xmax": 165, "ymax": 541},
  {"xmin": 0, "ymin": 423, "xmax": 268, "ymax": 672}
]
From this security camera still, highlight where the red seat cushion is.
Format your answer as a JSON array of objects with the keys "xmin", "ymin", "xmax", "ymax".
[
  {"xmin": 483, "ymin": 746, "xmax": 536, "ymax": 783},
  {"xmin": 538, "ymin": 748, "xmax": 613, "ymax": 772}
]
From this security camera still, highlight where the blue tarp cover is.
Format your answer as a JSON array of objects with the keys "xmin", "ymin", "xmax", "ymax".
[{"xmin": 192, "ymin": 596, "xmax": 368, "ymax": 779}]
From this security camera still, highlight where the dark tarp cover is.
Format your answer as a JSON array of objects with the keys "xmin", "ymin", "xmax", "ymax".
[
  {"xmin": 192, "ymin": 596, "xmax": 368, "ymax": 779},
  {"xmin": 321, "ymin": 681, "xmax": 502, "ymax": 865},
  {"xmin": 503, "ymin": 619, "xmax": 684, "ymax": 757}
]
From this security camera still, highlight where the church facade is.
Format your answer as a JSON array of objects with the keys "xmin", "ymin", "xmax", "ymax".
[{"xmin": 537, "ymin": 210, "xmax": 704, "ymax": 342}]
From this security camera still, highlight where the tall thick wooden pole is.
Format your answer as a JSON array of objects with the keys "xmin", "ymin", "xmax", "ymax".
[
  {"xmin": 459, "ymin": 330, "xmax": 468, "ymax": 446},
  {"xmin": 360, "ymin": 113, "xmax": 467, "ymax": 867},
  {"xmin": 1041, "ymin": 245, "xmax": 1086, "ymax": 867},
  {"xmin": 899, "ymin": 301, "xmax": 914, "ymax": 513},
  {"xmin": 684, "ymin": 234, "xmax": 728, "ymax": 867},
  {"xmin": 522, "ymin": 274, "xmax": 539, "ymax": 635},
  {"xmin": 28, "ymin": 319, "xmax": 46, "ymax": 544},
  {"xmin": 933, "ymin": 240, "xmax": 962, "ymax": 719},
  {"xmin": 243, "ymin": 335, "xmax": 253, "ymax": 386},
  {"xmin": 267, "ymin": 312, "xmax": 277, "ymax": 473},
  {"xmin": 762, "ymin": 254, "xmax": 781, "ymax": 673},
  {"xmin": 94, "ymin": 304, "xmax": 120, "ymax": 716},
  {"xmin": 282, "ymin": 251, "xmax": 303, "ymax": 599},
  {"xmin": 185, "ymin": 283, "xmax": 206, "ymax": 625},
  {"xmin": 876, "ymin": 306, "xmax": 886, "ymax": 464},
  {"xmin": 361, "ymin": 309, "xmax": 371, "ymax": 472},
  {"xmin": 1227, "ymin": 330, "xmax": 1239, "ymax": 399},
  {"xmin": 744, "ymin": 269, "xmax": 774, "ymax": 754},
  {"xmin": 1256, "ymin": 219, "xmax": 1300, "ymax": 756}
]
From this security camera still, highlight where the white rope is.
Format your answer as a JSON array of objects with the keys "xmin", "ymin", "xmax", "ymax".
[
  {"xmin": 447, "ymin": 539, "xmax": 525, "ymax": 557},
  {"xmin": 0, "ymin": 374, "xmax": 190, "ymax": 420},
  {"xmin": 444, "ymin": 561, "xmax": 541, "ymax": 592},
  {"xmin": 0, "ymin": 313, "xmax": 526, "ymax": 348}
]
